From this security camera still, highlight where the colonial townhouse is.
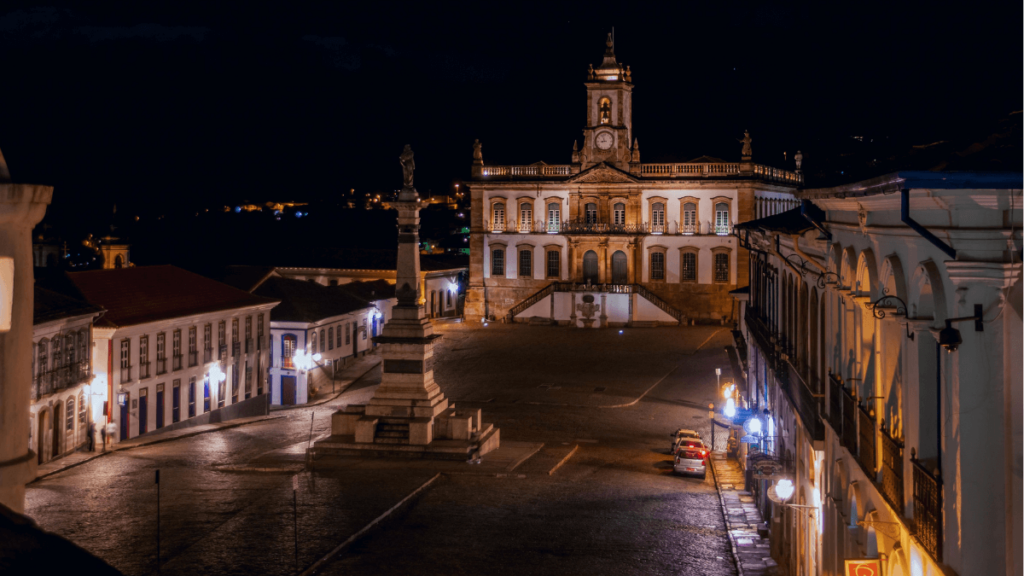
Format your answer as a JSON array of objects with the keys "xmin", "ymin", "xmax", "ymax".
[
  {"xmin": 732, "ymin": 172, "xmax": 1022, "ymax": 576},
  {"xmin": 251, "ymin": 277, "xmax": 395, "ymax": 405},
  {"xmin": 466, "ymin": 35, "xmax": 803, "ymax": 326},
  {"xmin": 30, "ymin": 286, "xmax": 104, "ymax": 464},
  {"xmin": 64, "ymin": 266, "xmax": 278, "ymax": 441}
]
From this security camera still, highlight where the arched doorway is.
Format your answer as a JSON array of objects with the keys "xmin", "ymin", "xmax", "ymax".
[
  {"xmin": 52, "ymin": 400, "xmax": 62, "ymax": 459},
  {"xmin": 582, "ymin": 250, "xmax": 599, "ymax": 284},
  {"xmin": 37, "ymin": 409, "xmax": 50, "ymax": 464},
  {"xmin": 611, "ymin": 251, "xmax": 627, "ymax": 284},
  {"xmin": 114, "ymin": 254, "xmax": 123, "ymax": 268}
]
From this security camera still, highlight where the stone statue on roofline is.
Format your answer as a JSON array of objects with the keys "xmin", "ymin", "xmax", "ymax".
[
  {"xmin": 794, "ymin": 150, "xmax": 803, "ymax": 172},
  {"xmin": 472, "ymin": 139, "xmax": 483, "ymax": 165},
  {"xmin": 739, "ymin": 130, "xmax": 753, "ymax": 159},
  {"xmin": 399, "ymin": 144, "xmax": 415, "ymax": 189}
]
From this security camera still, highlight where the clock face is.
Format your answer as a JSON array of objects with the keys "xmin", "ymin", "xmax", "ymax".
[{"xmin": 595, "ymin": 132, "xmax": 614, "ymax": 150}]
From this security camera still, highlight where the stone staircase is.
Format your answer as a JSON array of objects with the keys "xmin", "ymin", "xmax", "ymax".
[{"xmin": 375, "ymin": 419, "xmax": 410, "ymax": 444}]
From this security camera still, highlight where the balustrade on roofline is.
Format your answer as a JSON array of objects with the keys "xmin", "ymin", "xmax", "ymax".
[
  {"xmin": 484, "ymin": 220, "xmax": 734, "ymax": 236},
  {"xmin": 477, "ymin": 162, "xmax": 802, "ymax": 183}
]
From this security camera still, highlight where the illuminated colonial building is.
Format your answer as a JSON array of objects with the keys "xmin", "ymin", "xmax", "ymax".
[
  {"xmin": 466, "ymin": 35, "xmax": 803, "ymax": 325},
  {"xmin": 732, "ymin": 172, "xmax": 1022, "ymax": 576},
  {"xmin": 62, "ymin": 266, "xmax": 278, "ymax": 441}
]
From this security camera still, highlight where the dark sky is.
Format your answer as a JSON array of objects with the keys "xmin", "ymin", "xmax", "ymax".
[{"xmin": 1, "ymin": 2, "xmax": 1020, "ymax": 227}]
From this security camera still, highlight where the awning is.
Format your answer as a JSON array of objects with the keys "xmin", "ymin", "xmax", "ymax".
[{"xmin": 733, "ymin": 206, "xmax": 814, "ymax": 235}]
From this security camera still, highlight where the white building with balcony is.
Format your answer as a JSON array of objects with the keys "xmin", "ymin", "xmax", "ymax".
[
  {"xmin": 61, "ymin": 266, "xmax": 278, "ymax": 441},
  {"xmin": 466, "ymin": 35, "xmax": 803, "ymax": 324},
  {"xmin": 732, "ymin": 172, "xmax": 1022, "ymax": 576},
  {"xmin": 30, "ymin": 287, "xmax": 104, "ymax": 464}
]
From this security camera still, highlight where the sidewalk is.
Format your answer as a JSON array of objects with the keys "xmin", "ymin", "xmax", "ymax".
[
  {"xmin": 270, "ymin": 352, "xmax": 381, "ymax": 411},
  {"xmin": 33, "ymin": 413, "xmax": 283, "ymax": 482},
  {"xmin": 711, "ymin": 452, "xmax": 778, "ymax": 576}
]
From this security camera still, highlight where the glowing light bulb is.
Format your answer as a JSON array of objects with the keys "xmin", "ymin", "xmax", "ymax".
[
  {"xmin": 724, "ymin": 397, "xmax": 736, "ymax": 418},
  {"xmin": 748, "ymin": 417, "xmax": 762, "ymax": 434},
  {"xmin": 775, "ymin": 479, "xmax": 794, "ymax": 501}
]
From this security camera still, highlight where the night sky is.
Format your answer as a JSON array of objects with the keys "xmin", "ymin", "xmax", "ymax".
[{"xmin": 2, "ymin": 2, "xmax": 1020, "ymax": 229}]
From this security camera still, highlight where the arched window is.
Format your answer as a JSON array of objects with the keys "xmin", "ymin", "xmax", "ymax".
[
  {"xmin": 585, "ymin": 203, "xmax": 598, "ymax": 224},
  {"xmin": 519, "ymin": 202, "xmax": 532, "ymax": 232},
  {"xmin": 282, "ymin": 335, "xmax": 297, "ymax": 369},
  {"xmin": 310, "ymin": 331, "xmax": 317, "ymax": 355},
  {"xmin": 613, "ymin": 203, "xmax": 625, "ymax": 226},
  {"xmin": 493, "ymin": 203, "xmax": 505, "ymax": 230},
  {"xmin": 491, "ymin": 248, "xmax": 505, "ymax": 276},
  {"xmin": 328, "ymin": 327, "xmax": 334, "ymax": 350},
  {"xmin": 320, "ymin": 329, "xmax": 325, "ymax": 353},
  {"xmin": 66, "ymin": 396, "xmax": 75, "ymax": 431},
  {"xmin": 37, "ymin": 339, "xmax": 48, "ymax": 379},
  {"xmin": 114, "ymin": 254, "xmax": 123, "ymax": 268},
  {"xmin": 65, "ymin": 333, "xmax": 75, "ymax": 369},
  {"xmin": 519, "ymin": 248, "xmax": 533, "ymax": 277},
  {"xmin": 681, "ymin": 251, "xmax": 697, "ymax": 282},
  {"xmin": 652, "ymin": 202, "xmax": 665, "ymax": 232},
  {"xmin": 598, "ymin": 97, "xmax": 611, "ymax": 124},
  {"xmin": 651, "ymin": 252, "xmax": 665, "ymax": 281},
  {"xmin": 682, "ymin": 202, "xmax": 697, "ymax": 234},
  {"xmin": 715, "ymin": 202, "xmax": 730, "ymax": 235},
  {"xmin": 547, "ymin": 203, "xmax": 560, "ymax": 232},
  {"xmin": 53, "ymin": 336, "xmax": 64, "ymax": 370},
  {"xmin": 714, "ymin": 252, "xmax": 730, "ymax": 283}
]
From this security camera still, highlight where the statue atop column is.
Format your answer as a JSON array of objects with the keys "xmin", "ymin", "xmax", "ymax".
[
  {"xmin": 399, "ymin": 144, "xmax": 415, "ymax": 189},
  {"xmin": 739, "ymin": 130, "xmax": 753, "ymax": 160},
  {"xmin": 794, "ymin": 150, "xmax": 804, "ymax": 172}
]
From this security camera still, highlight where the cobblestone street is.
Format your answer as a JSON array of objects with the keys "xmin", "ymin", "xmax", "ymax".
[{"xmin": 27, "ymin": 323, "xmax": 742, "ymax": 575}]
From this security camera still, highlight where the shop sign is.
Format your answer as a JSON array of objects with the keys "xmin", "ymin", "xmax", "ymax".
[{"xmin": 845, "ymin": 558, "xmax": 882, "ymax": 576}]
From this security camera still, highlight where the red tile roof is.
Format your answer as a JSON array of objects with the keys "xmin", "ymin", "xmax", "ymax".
[{"xmin": 67, "ymin": 265, "xmax": 278, "ymax": 328}]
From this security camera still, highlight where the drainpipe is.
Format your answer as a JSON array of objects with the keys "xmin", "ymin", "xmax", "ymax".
[
  {"xmin": 771, "ymin": 234, "xmax": 805, "ymax": 277},
  {"xmin": 901, "ymin": 189, "xmax": 956, "ymax": 259},
  {"xmin": 790, "ymin": 234, "xmax": 827, "ymax": 273}
]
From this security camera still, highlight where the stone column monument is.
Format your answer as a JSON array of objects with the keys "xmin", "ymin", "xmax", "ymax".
[{"xmin": 318, "ymin": 146, "xmax": 499, "ymax": 459}]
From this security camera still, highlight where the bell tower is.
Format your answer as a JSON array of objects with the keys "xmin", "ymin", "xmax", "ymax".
[{"xmin": 580, "ymin": 32, "xmax": 634, "ymax": 171}]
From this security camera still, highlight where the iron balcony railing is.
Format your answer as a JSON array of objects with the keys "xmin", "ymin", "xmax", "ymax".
[
  {"xmin": 880, "ymin": 424, "xmax": 905, "ymax": 512},
  {"xmin": 828, "ymin": 372, "xmax": 844, "ymax": 436},
  {"xmin": 139, "ymin": 361, "xmax": 151, "ymax": 380},
  {"xmin": 841, "ymin": 384, "xmax": 858, "ymax": 452},
  {"xmin": 780, "ymin": 360, "xmax": 824, "ymax": 441},
  {"xmin": 156, "ymin": 357, "xmax": 167, "ymax": 375},
  {"xmin": 204, "ymin": 347, "xmax": 213, "ymax": 363},
  {"xmin": 912, "ymin": 457, "xmax": 943, "ymax": 562},
  {"xmin": 120, "ymin": 365, "xmax": 132, "ymax": 384},
  {"xmin": 232, "ymin": 342, "xmax": 241, "ymax": 357},
  {"xmin": 257, "ymin": 334, "xmax": 263, "ymax": 350},
  {"xmin": 857, "ymin": 404, "xmax": 877, "ymax": 478},
  {"xmin": 172, "ymin": 354, "xmax": 182, "ymax": 371},
  {"xmin": 484, "ymin": 219, "xmax": 735, "ymax": 236},
  {"xmin": 34, "ymin": 362, "xmax": 90, "ymax": 399},
  {"xmin": 188, "ymin": 350, "xmax": 198, "ymax": 367},
  {"xmin": 218, "ymin": 344, "xmax": 227, "ymax": 360},
  {"xmin": 245, "ymin": 338, "xmax": 253, "ymax": 354}
]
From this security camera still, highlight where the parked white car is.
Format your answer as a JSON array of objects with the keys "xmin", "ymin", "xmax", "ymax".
[
  {"xmin": 670, "ymin": 428, "xmax": 701, "ymax": 455},
  {"xmin": 673, "ymin": 439, "xmax": 708, "ymax": 478}
]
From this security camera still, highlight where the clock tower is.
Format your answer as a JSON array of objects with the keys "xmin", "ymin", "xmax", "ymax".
[{"xmin": 579, "ymin": 33, "xmax": 634, "ymax": 171}]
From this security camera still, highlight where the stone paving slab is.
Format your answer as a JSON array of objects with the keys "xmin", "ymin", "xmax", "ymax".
[{"xmin": 710, "ymin": 452, "xmax": 777, "ymax": 576}]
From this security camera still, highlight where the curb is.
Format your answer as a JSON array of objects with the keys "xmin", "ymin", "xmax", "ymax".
[
  {"xmin": 31, "ymin": 415, "xmax": 285, "ymax": 483},
  {"xmin": 548, "ymin": 444, "xmax": 579, "ymax": 475},
  {"xmin": 299, "ymin": 472, "xmax": 442, "ymax": 576},
  {"xmin": 710, "ymin": 452, "xmax": 745, "ymax": 576}
]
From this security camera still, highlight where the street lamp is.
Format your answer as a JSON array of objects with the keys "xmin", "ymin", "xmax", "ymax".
[{"xmin": 724, "ymin": 397, "xmax": 737, "ymax": 419}]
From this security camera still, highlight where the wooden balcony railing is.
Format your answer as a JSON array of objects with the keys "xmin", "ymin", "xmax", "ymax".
[
  {"xmin": 880, "ymin": 424, "xmax": 905, "ymax": 512},
  {"xmin": 912, "ymin": 457, "xmax": 943, "ymax": 562}
]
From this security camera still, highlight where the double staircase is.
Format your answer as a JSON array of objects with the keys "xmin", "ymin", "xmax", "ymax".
[{"xmin": 505, "ymin": 282, "xmax": 685, "ymax": 324}]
